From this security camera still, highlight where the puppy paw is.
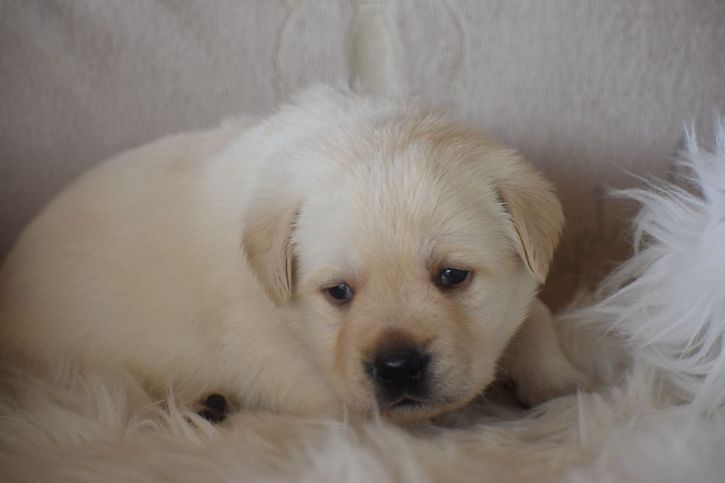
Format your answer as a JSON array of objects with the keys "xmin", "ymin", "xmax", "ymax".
[
  {"xmin": 514, "ymin": 368, "xmax": 595, "ymax": 408},
  {"xmin": 196, "ymin": 393, "xmax": 229, "ymax": 424},
  {"xmin": 502, "ymin": 299, "xmax": 597, "ymax": 408}
]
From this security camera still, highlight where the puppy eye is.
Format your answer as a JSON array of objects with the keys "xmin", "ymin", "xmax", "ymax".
[
  {"xmin": 437, "ymin": 268, "xmax": 470, "ymax": 288},
  {"xmin": 325, "ymin": 283, "xmax": 354, "ymax": 305}
]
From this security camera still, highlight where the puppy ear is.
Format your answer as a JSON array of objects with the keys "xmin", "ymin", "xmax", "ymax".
[
  {"xmin": 242, "ymin": 201, "xmax": 300, "ymax": 306},
  {"xmin": 495, "ymin": 158, "xmax": 564, "ymax": 284}
]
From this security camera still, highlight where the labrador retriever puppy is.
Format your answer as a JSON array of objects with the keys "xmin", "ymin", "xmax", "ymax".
[{"xmin": 0, "ymin": 86, "xmax": 589, "ymax": 422}]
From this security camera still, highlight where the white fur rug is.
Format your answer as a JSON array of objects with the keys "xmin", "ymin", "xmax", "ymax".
[{"xmin": 2, "ymin": 125, "xmax": 725, "ymax": 482}]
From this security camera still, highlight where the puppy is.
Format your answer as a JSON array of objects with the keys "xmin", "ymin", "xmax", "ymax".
[{"xmin": 0, "ymin": 86, "xmax": 588, "ymax": 421}]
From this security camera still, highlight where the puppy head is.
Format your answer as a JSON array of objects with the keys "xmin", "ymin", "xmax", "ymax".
[{"xmin": 243, "ymin": 117, "xmax": 563, "ymax": 421}]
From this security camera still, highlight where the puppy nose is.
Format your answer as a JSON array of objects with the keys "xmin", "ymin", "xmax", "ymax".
[{"xmin": 369, "ymin": 348, "xmax": 430, "ymax": 389}]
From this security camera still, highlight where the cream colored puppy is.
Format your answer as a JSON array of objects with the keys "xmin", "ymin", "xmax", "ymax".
[{"xmin": 0, "ymin": 87, "xmax": 587, "ymax": 421}]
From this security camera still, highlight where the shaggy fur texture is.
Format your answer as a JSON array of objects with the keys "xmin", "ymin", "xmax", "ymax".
[{"xmin": 1, "ymin": 124, "xmax": 725, "ymax": 482}]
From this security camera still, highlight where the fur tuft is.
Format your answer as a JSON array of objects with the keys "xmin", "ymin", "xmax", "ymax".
[{"xmin": 567, "ymin": 121, "xmax": 725, "ymax": 414}]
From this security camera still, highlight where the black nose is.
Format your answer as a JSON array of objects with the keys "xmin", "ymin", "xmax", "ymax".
[{"xmin": 368, "ymin": 347, "xmax": 430, "ymax": 391}]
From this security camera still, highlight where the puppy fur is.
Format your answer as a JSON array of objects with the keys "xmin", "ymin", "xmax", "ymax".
[{"xmin": 0, "ymin": 86, "xmax": 587, "ymax": 421}]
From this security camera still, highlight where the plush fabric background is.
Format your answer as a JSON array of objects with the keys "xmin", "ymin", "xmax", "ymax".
[{"xmin": 1, "ymin": 0, "xmax": 723, "ymax": 304}]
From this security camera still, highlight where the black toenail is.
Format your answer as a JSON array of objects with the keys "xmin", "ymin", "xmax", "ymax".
[
  {"xmin": 204, "ymin": 393, "xmax": 227, "ymax": 413},
  {"xmin": 197, "ymin": 393, "xmax": 228, "ymax": 423}
]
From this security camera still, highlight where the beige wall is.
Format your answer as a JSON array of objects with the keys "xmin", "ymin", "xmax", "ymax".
[{"xmin": 1, "ymin": 0, "xmax": 723, "ymax": 306}]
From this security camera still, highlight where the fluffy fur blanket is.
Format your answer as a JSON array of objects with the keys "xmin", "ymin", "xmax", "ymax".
[{"xmin": 1, "ymin": 125, "xmax": 724, "ymax": 482}]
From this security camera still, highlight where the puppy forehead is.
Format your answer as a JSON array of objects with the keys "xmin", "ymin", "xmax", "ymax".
[{"xmin": 294, "ymin": 146, "xmax": 509, "ymax": 278}]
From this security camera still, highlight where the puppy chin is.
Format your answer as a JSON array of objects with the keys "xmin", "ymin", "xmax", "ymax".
[
  {"xmin": 389, "ymin": 372, "xmax": 498, "ymax": 422},
  {"xmin": 381, "ymin": 402, "xmax": 452, "ymax": 423},
  {"xmin": 345, "ymin": 387, "xmax": 482, "ymax": 423}
]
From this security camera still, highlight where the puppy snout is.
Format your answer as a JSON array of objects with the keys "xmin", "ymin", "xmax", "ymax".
[{"xmin": 366, "ymin": 347, "xmax": 430, "ymax": 392}]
